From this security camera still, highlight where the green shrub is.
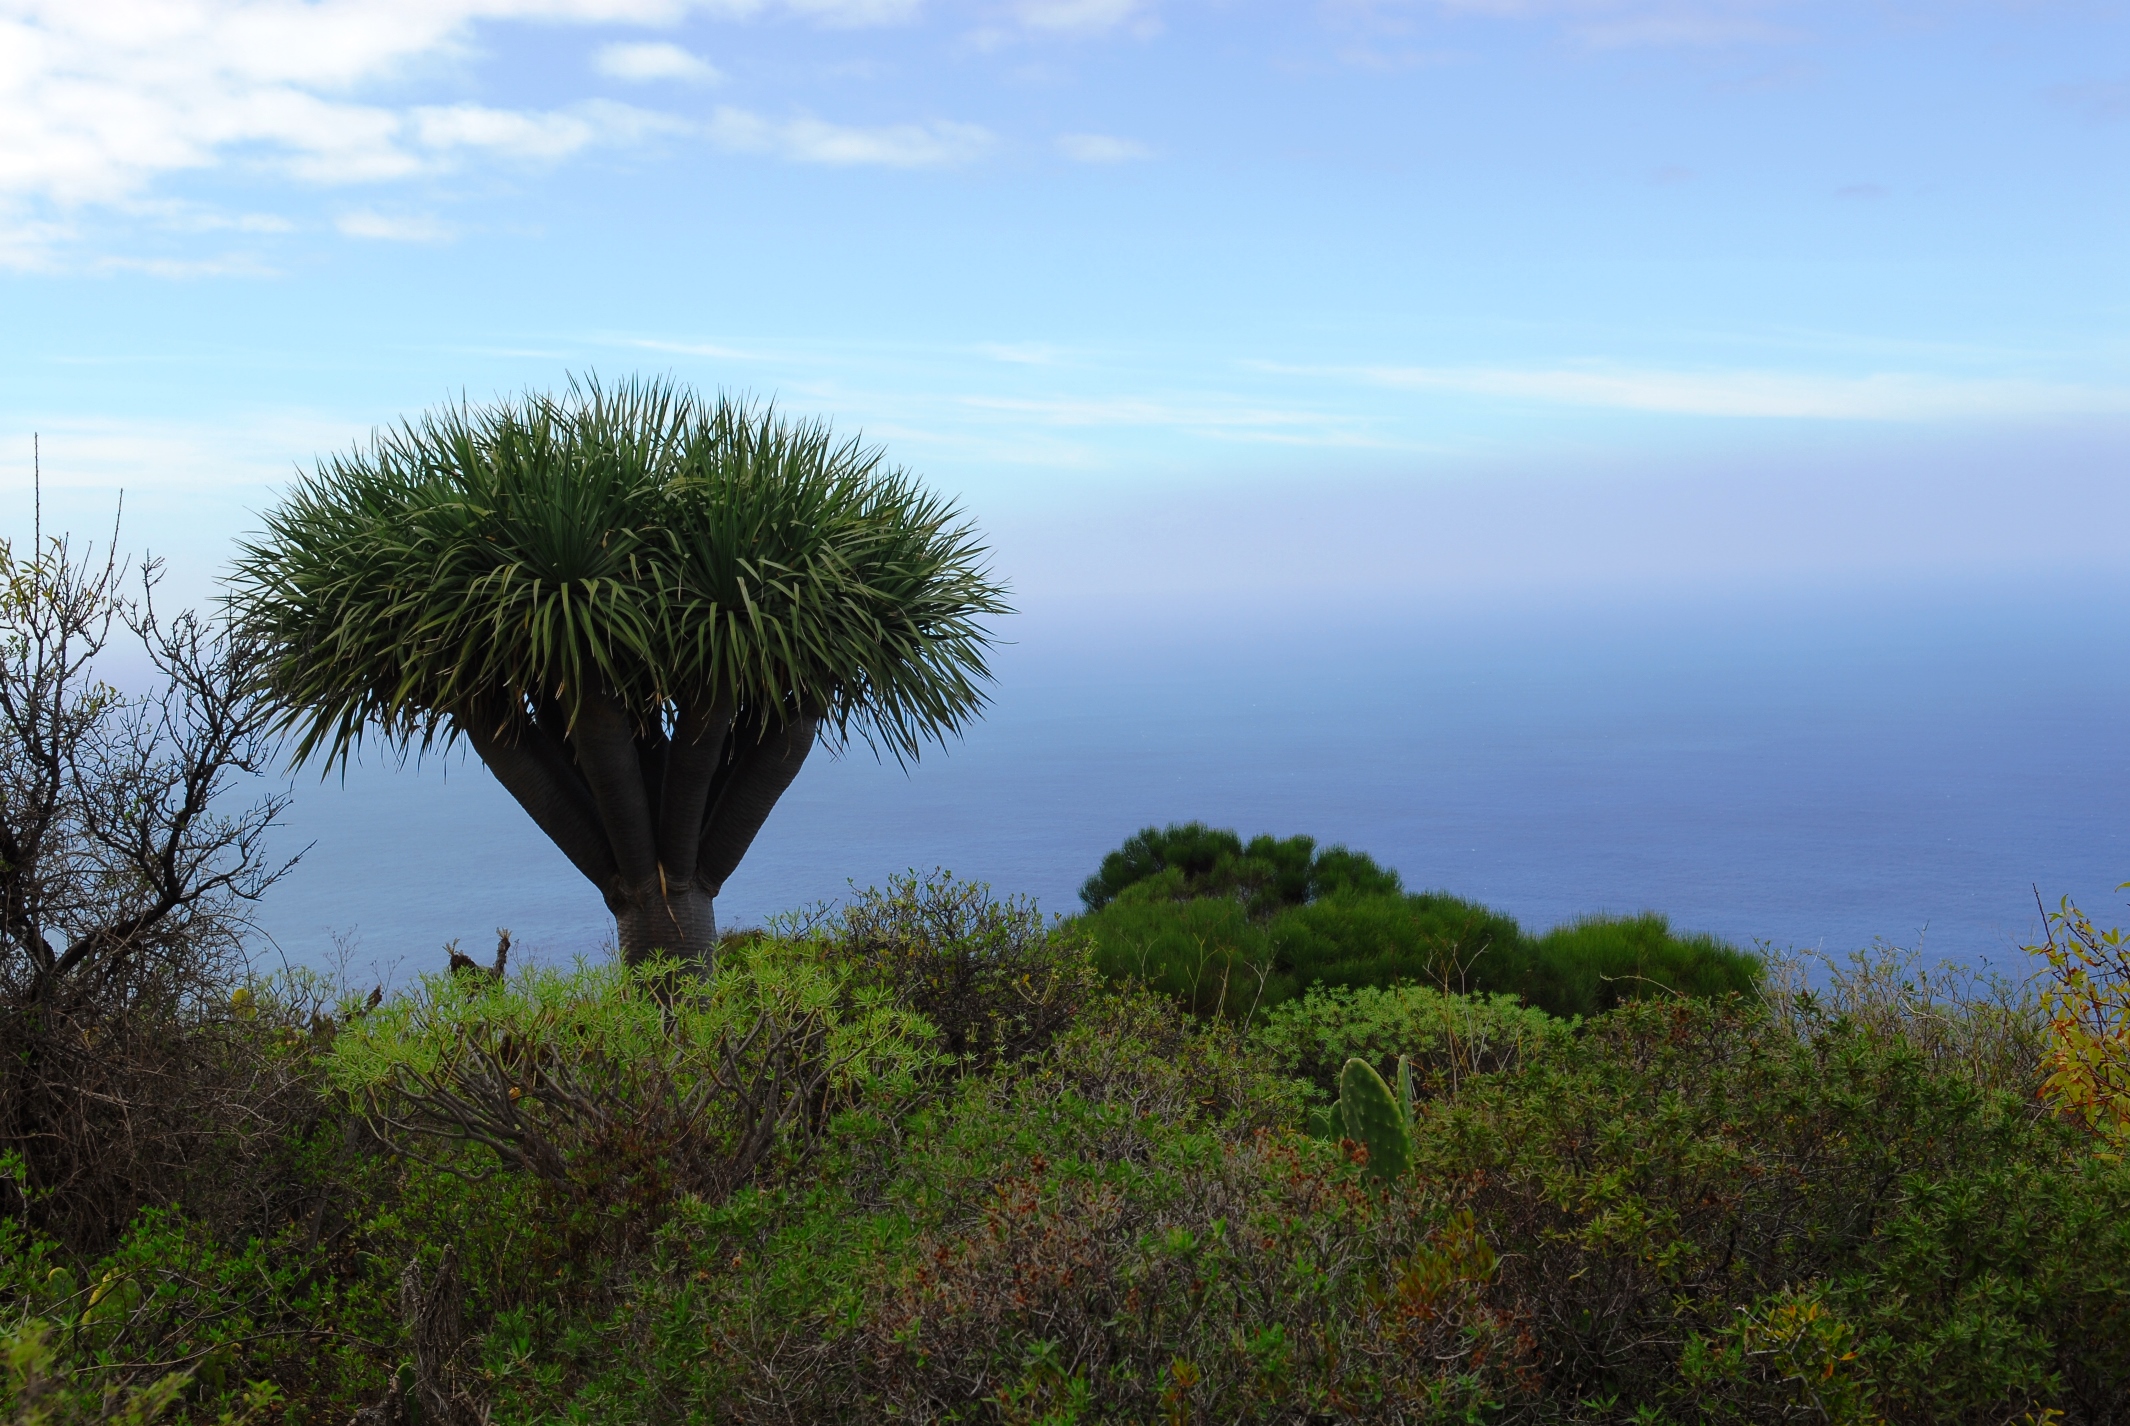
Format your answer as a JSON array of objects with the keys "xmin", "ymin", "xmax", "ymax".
[
  {"xmin": 1269, "ymin": 890, "xmax": 1535, "ymax": 1000},
  {"xmin": 1525, "ymin": 911, "xmax": 1762, "ymax": 1015},
  {"xmin": 325, "ymin": 944, "xmax": 933, "ymax": 1248},
  {"xmin": 1088, "ymin": 883, "xmax": 1757, "ymax": 1023},
  {"xmin": 1252, "ymin": 980, "xmax": 1566, "ymax": 1098},
  {"xmin": 1416, "ymin": 994, "xmax": 2130, "ymax": 1422},
  {"xmin": 1078, "ymin": 822, "xmax": 1399, "ymax": 916},
  {"xmin": 457, "ymin": 989, "xmax": 1533, "ymax": 1424},
  {"xmin": 1080, "ymin": 893, "xmax": 1286, "ymax": 1020},
  {"xmin": 816, "ymin": 870, "xmax": 1099, "ymax": 1071}
]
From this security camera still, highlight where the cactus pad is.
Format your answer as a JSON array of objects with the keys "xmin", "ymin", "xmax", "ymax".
[{"xmin": 1338, "ymin": 1057, "xmax": 1412, "ymax": 1181}]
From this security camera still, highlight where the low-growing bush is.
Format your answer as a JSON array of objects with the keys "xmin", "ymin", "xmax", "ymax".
[
  {"xmin": 325, "ymin": 944, "xmax": 933, "ymax": 1247},
  {"xmin": 1085, "ymin": 884, "xmax": 1758, "ymax": 1022},
  {"xmin": 1079, "ymin": 893, "xmax": 1283, "ymax": 1020},
  {"xmin": 1524, "ymin": 910, "xmax": 1762, "ymax": 1014},
  {"xmin": 1761, "ymin": 941, "xmax": 2046, "ymax": 1096},
  {"xmin": 451, "ymin": 988, "xmax": 1538, "ymax": 1424},
  {"xmin": 1415, "ymin": 993, "xmax": 2130, "ymax": 1423},
  {"xmin": 817, "ymin": 871, "xmax": 1098, "ymax": 1071},
  {"xmin": 1251, "ymin": 980, "xmax": 1567, "ymax": 1098},
  {"xmin": 2033, "ymin": 892, "xmax": 2130, "ymax": 1144},
  {"xmin": 1269, "ymin": 890, "xmax": 1535, "ymax": 1000},
  {"xmin": 1076, "ymin": 823, "xmax": 1761, "ymax": 1023},
  {"xmin": 11, "ymin": 857, "xmax": 2129, "ymax": 1425}
]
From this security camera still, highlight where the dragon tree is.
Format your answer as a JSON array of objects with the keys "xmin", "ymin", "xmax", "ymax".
[{"xmin": 230, "ymin": 377, "xmax": 1006, "ymax": 964}]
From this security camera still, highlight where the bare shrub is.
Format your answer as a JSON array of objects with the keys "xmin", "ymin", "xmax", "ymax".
[
  {"xmin": 1757, "ymin": 941, "xmax": 2046, "ymax": 1097},
  {"xmin": 0, "ymin": 511, "xmax": 303, "ymax": 1252}
]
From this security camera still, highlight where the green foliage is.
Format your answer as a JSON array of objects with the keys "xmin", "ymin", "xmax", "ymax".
[
  {"xmin": 1413, "ymin": 993, "xmax": 2130, "ymax": 1422},
  {"xmin": 325, "ymin": 945, "xmax": 932, "ymax": 1239},
  {"xmin": 229, "ymin": 376, "xmax": 1008, "ymax": 765},
  {"xmin": 813, "ymin": 870, "xmax": 1099, "ymax": 1071},
  {"xmin": 1268, "ymin": 889, "xmax": 1534, "ymax": 998},
  {"xmin": 2, "ymin": 1320, "xmax": 192, "ymax": 1426},
  {"xmin": 1078, "ymin": 823, "xmax": 1760, "ymax": 1026},
  {"xmin": 1336, "ymin": 1057, "xmax": 1412, "ymax": 1181},
  {"xmin": 1088, "ymin": 884, "xmax": 1758, "ymax": 1024},
  {"xmin": 456, "ymin": 989, "xmax": 1524, "ymax": 1423},
  {"xmin": 1526, "ymin": 911, "xmax": 1763, "ymax": 1015},
  {"xmin": 1076, "ymin": 893, "xmax": 1285, "ymax": 1021},
  {"xmin": 1077, "ymin": 822, "xmax": 1399, "ymax": 916},
  {"xmin": 9, "ymin": 866, "xmax": 2126, "ymax": 1425}
]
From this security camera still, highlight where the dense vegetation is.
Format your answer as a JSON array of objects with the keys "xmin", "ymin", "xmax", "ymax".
[
  {"xmin": 5, "ymin": 856, "xmax": 2128, "ymax": 1424},
  {"xmin": 1077, "ymin": 822, "xmax": 1762, "ymax": 1021}
]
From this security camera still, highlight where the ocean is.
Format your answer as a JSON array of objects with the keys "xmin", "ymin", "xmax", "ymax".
[{"xmin": 251, "ymin": 575, "xmax": 2130, "ymax": 987}]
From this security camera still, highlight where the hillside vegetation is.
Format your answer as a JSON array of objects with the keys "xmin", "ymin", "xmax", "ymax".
[{"xmin": 5, "ymin": 851, "xmax": 2129, "ymax": 1425}]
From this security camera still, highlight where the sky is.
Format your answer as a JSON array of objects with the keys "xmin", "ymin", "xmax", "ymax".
[{"xmin": 2, "ymin": 0, "xmax": 2126, "ymax": 612}]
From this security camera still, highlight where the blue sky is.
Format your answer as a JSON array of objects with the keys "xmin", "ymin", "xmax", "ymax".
[{"xmin": 3, "ymin": 0, "xmax": 2127, "ymax": 614}]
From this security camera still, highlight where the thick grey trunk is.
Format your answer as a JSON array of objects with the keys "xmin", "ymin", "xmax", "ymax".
[
  {"xmin": 699, "ymin": 716, "xmax": 817, "ymax": 895},
  {"xmin": 458, "ymin": 700, "xmax": 816, "ymax": 974},
  {"xmin": 609, "ymin": 880, "xmax": 718, "ymax": 966}
]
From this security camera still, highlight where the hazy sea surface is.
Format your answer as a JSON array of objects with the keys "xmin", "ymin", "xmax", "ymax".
[{"xmin": 252, "ymin": 578, "xmax": 2130, "ymax": 984}]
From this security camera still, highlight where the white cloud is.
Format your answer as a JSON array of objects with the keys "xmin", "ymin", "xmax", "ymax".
[
  {"xmin": 335, "ymin": 209, "xmax": 455, "ymax": 241},
  {"xmin": 785, "ymin": 0, "xmax": 925, "ymax": 24},
  {"xmin": 1406, "ymin": 0, "xmax": 1795, "ymax": 47},
  {"xmin": 1055, "ymin": 132, "xmax": 1151, "ymax": 162},
  {"xmin": 620, "ymin": 335, "xmax": 766, "ymax": 359},
  {"xmin": 0, "ymin": 0, "xmax": 924, "ymax": 263},
  {"xmin": 410, "ymin": 99, "xmax": 681, "ymax": 160},
  {"xmin": 958, "ymin": 394, "xmax": 1361, "ymax": 443},
  {"xmin": 706, "ymin": 107, "xmax": 995, "ymax": 165},
  {"xmin": 1013, "ymin": 0, "xmax": 1150, "ymax": 34},
  {"xmin": 1314, "ymin": 362, "xmax": 2130, "ymax": 421},
  {"xmin": 595, "ymin": 40, "xmax": 723, "ymax": 82}
]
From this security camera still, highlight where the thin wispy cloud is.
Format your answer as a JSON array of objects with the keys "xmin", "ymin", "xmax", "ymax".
[
  {"xmin": 1056, "ymin": 132, "xmax": 1152, "ymax": 162},
  {"xmin": 595, "ymin": 41, "xmax": 724, "ymax": 83},
  {"xmin": 619, "ymin": 335, "xmax": 768, "ymax": 359},
  {"xmin": 957, "ymin": 393, "xmax": 1366, "ymax": 444},
  {"xmin": 1013, "ymin": 0, "xmax": 1154, "ymax": 35},
  {"xmin": 335, "ymin": 209, "xmax": 455, "ymax": 242},
  {"xmin": 706, "ymin": 107, "xmax": 995, "ymax": 165},
  {"xmin": 785, "ymin": 0, "xmax": 926, "ymax": 24},
  {"xmin": 1298, "ymin": 362, "xmax": 2130, "ymax": 421},
  {"xmin": 0, "ymin": 411, "xmax": 368, "ymax": 494},
  {"xmin": 1397, "ymin": 0, "xmax": 1797, "ymax": 47}
]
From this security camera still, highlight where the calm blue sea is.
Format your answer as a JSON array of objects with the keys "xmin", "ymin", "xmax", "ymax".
[{"xmin": 251, "ymin": 576, "xmax": 2130, "ymax": 985}]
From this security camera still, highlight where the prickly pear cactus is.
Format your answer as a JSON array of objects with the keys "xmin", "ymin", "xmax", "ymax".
[
  {"xmin": 1337, "ymin": 1057, "xmax": 1412, "ymax": 1181},
  {"xmin": 1398, "ymin": 1054, "xmax": 1416, "ymax": 1126},
  {"xmin": 1306, "ymin": 1103, "xmax": 1342, "ymax": 1141}
]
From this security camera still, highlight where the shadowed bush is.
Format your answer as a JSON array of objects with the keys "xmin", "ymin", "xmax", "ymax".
[
  {"xmin": 813, "ymin": 870, "xmax": 1099, "ymax": 1073},
  {"xmin": 1524, "ymin": 910, "xmax": 1764, "ymax": 1014},
  {"xmin": 1270, "ymin": 891, "xmax": 1535, "ymax": 1000},
  {"xmin": 1078, "ymin": 821, "xmax": 1400, "ymax": 917},
  {"xmin": 1077, "ymin": 824, "xmax": 1760, "ymax": 1023}
]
